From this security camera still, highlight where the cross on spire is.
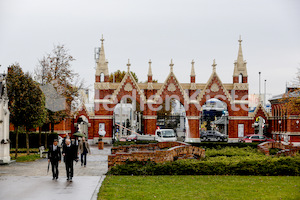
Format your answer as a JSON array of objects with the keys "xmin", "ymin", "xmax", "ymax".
[
  {"xmin": 170, "ymin": 59, "xmax": 174, "ymax": 72},
  {"xmin": 127, "ymin": 59, "xmax": 131, "ymax": 72},
  {"xmin": 212, "ymin": 59, "xmax": 217, "ymax": 72},
  {"xmin": 101, "ymin": 34, "xmax": 104, "ymax": 44},
  {"xmin": 238, "ymin": 35, "xmax": 242, "ymax": 45}
]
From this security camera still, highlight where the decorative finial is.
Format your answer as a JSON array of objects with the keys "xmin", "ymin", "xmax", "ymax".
[
  {"xmin": 101, "ymin": 34, "xmax": 104, "ymax": 44},
  {"xmin": 169, "ymin": 59, "xmax": 174, "ymax": 72},
  {"xmin": 127, "ymin": 59, "xmax": 131, "ymax": 72},
  {"xmin": 212, "ymin": 59, "xmax": 217, "ymax": 72},
  {"xmin": 238, "ymin": 35, "xmax": 242, "ymax": 45},
  {"xmin": 148, "ymin": 59, "xmax": 153, "ymax": 76},
  {"xmin": 191, "ymin": 59, "xmax": 195, "ymax": 76}
]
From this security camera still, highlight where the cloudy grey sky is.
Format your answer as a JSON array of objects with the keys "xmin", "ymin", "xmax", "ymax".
[{"xmin": 0, "ymin": 0, "xmax": 299, "ymax": 99}]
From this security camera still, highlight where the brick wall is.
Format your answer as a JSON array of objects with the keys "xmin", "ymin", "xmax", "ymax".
[
  {"xmin": 108, "ymin": 142, "xmax": 205, "ymax": 167},
  {"xmin": 258, "ymin": 141, "xmax": 300, "ymax": 156}
]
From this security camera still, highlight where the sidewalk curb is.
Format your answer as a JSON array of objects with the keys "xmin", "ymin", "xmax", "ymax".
[{"xmin": 91, "ymin": 175, "xmax": 106, "ymax": 200}]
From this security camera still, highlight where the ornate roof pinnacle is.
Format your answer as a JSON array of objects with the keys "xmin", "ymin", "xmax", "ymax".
[
  {"xmin": 148, "ymin": 59, "xmax": 152, "ymax": 76},
  {"xmin": 127, "ymin": 59, "xmax": 131, "ymax": 72},
  {"xmin": 233, "ymin": 35, "xmax": 248, "ymax": 77},
  {"xmin": 170, "ymin": 59, "xmax": 174, "ymax": 72},
  {"xmin": 96, "ymin": 34, "xmax": 109, "ymax": 76},
  {"xmin": 191, "ymin": 59, "xmax": 195, "ymax": 76},
  {"xmin": 212, "ymin": 59, "xmax": 217, "ymax": 72},
  {"xmin": 100, "ymin": 34, "xmax": 104, "ymax": 44},
  {"xmin": 238, "ymin": 35, "xmax": 242, "ymax": 45},
  {"xmin": 237, "ymin": 35, "xmax": 244, "ymax": 64}
]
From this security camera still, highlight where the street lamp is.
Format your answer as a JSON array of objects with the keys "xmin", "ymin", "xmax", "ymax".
[
  {"xmin": 223, "ymin": 111, "xmax": 228, "ymax": 135},
  {"xmin": 278, "ymin": 120, "xmax": 282, "ymax": 142},
  {"xmin": 278, "ymin": 120, "xmax": 281, "ymax": 131}
]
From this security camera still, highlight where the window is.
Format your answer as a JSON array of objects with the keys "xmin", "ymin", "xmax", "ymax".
[
  {"xmin": 100, "ymin": 73, "xmax": 105, "ymax": 82},
  {"xmin": 239, "ymin": 74, "xmax": 243, "ymax": 83}
]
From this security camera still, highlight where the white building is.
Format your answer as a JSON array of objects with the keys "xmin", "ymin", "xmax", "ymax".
[{"xmin": 0, "ymin": 73, "xmax": 10, "ymax": 164}]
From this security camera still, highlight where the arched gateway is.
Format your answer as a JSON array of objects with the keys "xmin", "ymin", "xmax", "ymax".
[{"xmin": 76, "ymin": 36, "xmax": 253, "ymax": 143}]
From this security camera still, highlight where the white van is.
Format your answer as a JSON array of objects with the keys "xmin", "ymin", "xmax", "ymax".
[{"xmin": 155, "ymin": 129, "xmax": 177, "ymax": 142}]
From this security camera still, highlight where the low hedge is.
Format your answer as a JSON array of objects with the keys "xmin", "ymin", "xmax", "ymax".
[
  {"xmin": 107, "ymin": 156, "xmax": 300, "ymax": 176},
  {"xmin": 205, "ymin": 146, "xmax": 259, "ymax": 157},
  {"xmin": 191, "ymin": 142, "xmax": 259, "ymax": 149},
  {"xmin": 9, "ymin": 132, "xmax": 59, "ymax": 148}
]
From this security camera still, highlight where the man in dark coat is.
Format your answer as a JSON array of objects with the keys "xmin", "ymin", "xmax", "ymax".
[
  {"xmin": 48, "ymin": 139, "xmax": 61, "ymax": 180},
  {"xmin": 62, "ymin": 138, "xmax": 78, "ymax": 182}
]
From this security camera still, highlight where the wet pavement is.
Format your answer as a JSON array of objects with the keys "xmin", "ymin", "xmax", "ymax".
[{"xmin": 0, "ymin": 144, "xmax": 111, "ymax": 200}]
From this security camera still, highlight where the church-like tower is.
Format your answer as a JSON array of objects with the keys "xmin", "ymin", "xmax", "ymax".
[
  {"xmin": 233, "ymin": 36, "xmax": 248, "ymax": 83},
  {"xmin": 95, "ymin": 35, "xmax": 109, "ymax": 83}
]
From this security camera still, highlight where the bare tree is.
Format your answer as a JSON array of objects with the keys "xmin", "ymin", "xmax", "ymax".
[{"xmin": 35, "ymin": 44, "xmax": 84, "ymax": 132}]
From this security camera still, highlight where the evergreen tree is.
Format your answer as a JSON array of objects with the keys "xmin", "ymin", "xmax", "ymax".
[{"xmin": 7, "ymin": 64, "xmax": 47, "ymax": 156}]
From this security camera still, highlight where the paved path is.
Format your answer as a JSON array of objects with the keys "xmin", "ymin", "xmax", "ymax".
[{"xmin": 0, "ymin": 144, "xmax": 111, "ymax": 200}]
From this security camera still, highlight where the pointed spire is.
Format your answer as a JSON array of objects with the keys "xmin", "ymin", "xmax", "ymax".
[
  {"xmin": 237, "ymin": 35, "xmax": 244, "ymax": 63},
  {"xmin": 148, "ymin": 59, "xmax": 153, "ymax": 76},
  {"xmin": 101, "ymin": 34, "xmax": 104, "ymax": 45},
  {"xmin": 212, "ymin": 59, "xmax": 217, "ymax": 72},
  {"xmin": 100, "ymin": 34, "xmax": 105, "ymax": 60},
  {"xmin": 127, "ymin": 59, "xmax": 131, "ymax": 72},
  {"xmin": 96, "ymin": 35, "xmax": 109, "ymax": 76},
  {"xmin": 233, "ymin": 35, "xmax": 248, "ymax": 80},
  {"xmin": 190, "ymin": 59, "xmax": 195, "ymax": 76},
  {"xmin": 169, "ymin": 59, "xmax": 174, "ymax": 72}
]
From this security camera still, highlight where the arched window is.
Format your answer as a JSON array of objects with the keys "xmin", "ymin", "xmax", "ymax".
[
  {"xmin": 100, "ymin": 73, "xmax": 105, "ymax": 82},
  {"xmin": 239, "ymin": 73, "xmax": 243, "ymax": 83}
]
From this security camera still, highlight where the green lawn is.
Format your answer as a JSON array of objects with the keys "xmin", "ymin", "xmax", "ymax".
[
  {"xmin": 98, "ymin": 176, "xmax": 300, "ymax": 200},
  {"xmin": 10, "ymin": 153, "xmax": 41, "ymax": 162}
]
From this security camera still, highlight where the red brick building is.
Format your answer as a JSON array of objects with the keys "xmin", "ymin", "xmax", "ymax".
[
  {"xmin": 73, "ymin": 36, "xmax": 261, "ymax": 143},
  {"xmin": 268, "ymin": 88, "xmax": 300, "ymax": 145},
  {"xmin": 14, "ymin": 37, "xmax": 298, "ymax": 144}
]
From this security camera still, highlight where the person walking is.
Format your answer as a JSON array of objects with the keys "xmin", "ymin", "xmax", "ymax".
[
  {"xmin": 62, "ymin": 133, "xmax": 70, "ymax": 146},
  {"xmin": 78, "ymin": 137, "xmax": 91, "ymax": 167},
  {"xmin": 48, "ymin": 139, "xmax": 61, "ymax": 180},
  {"xmin": 62, "ymin": 139, "xmax": 78, "ymax": 182}
]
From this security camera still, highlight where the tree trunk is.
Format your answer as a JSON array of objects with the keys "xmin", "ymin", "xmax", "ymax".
[
  {"xmin": 26, "ymin": 129, "xmax": 30, "ymax": 155},
  {"xmin": 39, "ymin": 127, "xmax": 42, "ymax": 147},
  {"xmin": 51, "ymin": 123, "xmax": 54, "ymax": 133},
  {"xmin": 45, "ymin": 132, "xmax": 48, "ymax": 150},
  {"xmin": 15, "ymin": 127, "xmax": 19, "ymax": 159}
]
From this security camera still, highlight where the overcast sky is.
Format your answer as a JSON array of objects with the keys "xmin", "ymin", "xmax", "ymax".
[{"xmin": 1, "ymin": 0, "xmax": 299, "ymax": 100}]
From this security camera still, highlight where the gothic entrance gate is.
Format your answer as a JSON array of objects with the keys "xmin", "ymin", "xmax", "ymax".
[{"xmin": 78, "ymin": 36, "xmax": 256, "ymax": 143}]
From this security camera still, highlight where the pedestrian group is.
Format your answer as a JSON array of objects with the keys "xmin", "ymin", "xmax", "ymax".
[{"xmin": 48, "ymin": 133, "xmax": 91, "ymax": 182}]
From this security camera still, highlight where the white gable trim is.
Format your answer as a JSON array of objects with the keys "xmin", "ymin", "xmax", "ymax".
[
  {"xmin": 111, "ymin": 72, "xmax": 146, "ymax": 103},
  {"xmin": 197, "ymin": 71, "xmax": 233, "ymax": 104},
  {"xmin": 154, "ymin": 72, "xmax": 190, "ymax": 103}
]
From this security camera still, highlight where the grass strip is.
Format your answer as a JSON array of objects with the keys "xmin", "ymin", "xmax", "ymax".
[{"xmin": 98, "ymin": 175, "xmax": 300, "ymax": 200}]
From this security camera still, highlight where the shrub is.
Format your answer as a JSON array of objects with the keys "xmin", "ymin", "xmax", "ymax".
[
  {"xmin": 9, "ymin": 131, "xmax": 59, "ymax": 148},
  {"xmin": 191, "ymin": 142, "xmax": 258, "ymax": 149},
  {"xmin": 205, "ymin": 146, "xmax": 260, "ymax": 158},
  {"xmin": 108, "ymin": 155, "xmax": 300, "ymax": 176},
  {"xmin": 269, "ymin": 148, "xmax": 281, "ymax": 155}
]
